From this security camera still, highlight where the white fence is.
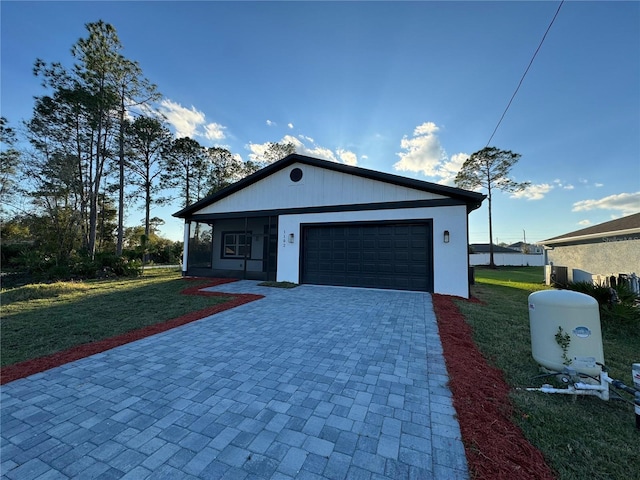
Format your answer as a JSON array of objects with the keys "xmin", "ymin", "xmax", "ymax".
[{"xmin": 470, "ymin": 253, "xmax": 545, "ymax": 267}]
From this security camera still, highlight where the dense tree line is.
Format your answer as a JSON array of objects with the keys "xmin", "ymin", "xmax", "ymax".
[{"xmin": 0, "ymin": 21, "xmax": 294, "ymax": 281}]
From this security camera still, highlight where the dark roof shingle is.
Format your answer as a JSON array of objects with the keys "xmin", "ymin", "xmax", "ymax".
[{"xmin": 542, "ymin": 212, "xmax": 640, "ymax": 243}]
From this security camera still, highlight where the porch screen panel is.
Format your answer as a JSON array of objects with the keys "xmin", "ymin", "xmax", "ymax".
[{"xmin": 188, "ymin": 222, "xmax": 213, "ymax": 268}]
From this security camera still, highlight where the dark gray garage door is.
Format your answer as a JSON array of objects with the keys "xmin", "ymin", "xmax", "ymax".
[{"xmin": 302, "ymin": 222, "xmax": 432, "ymax": 291}]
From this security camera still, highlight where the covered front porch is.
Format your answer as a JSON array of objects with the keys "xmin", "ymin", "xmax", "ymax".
[{"xmin": 182, "ymin": 215, "xmax": 278, "ymax": 281}]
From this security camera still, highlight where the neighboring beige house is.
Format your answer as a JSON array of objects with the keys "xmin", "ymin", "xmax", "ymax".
[
  {"xmin": 508, "ymin": 241, "xmax": 543, "ymax": 254},
  {"xmin": 539, "ymin": 212, "xmax": 640, "ymax": 287}
]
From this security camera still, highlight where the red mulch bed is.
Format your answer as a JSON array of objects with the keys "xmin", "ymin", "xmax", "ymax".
[
  {"xmin": 433, "ymin": 294, "xmax": 556, "ymax": 480},
  {"xmin": 0, "ymin": 278, "xmax": 263, "ymax": 385}
]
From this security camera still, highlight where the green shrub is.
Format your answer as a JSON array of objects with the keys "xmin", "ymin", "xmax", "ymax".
[
  {"xmin": 9, "ymin": 250, "xmax": 143, "ymax": 282},
  {"xmin": 612, "ymin": 281, "xmax": 639, "ymax": 305},
  {"xmin": 565, "ymin": 281, "xmax": 639, "ymax": 334},
  {"xmin": 566, "ymin": 281, "xmax": 612, "ymax": 304},
  {"xmin": 94, "ymin": 253, "xmax": 142, "ymax": 277},
  {"xmin": 602, "ymin": 302, "xmax": 640, "ymax": 331},
  {"xmin": 0, "ymin": 243, "xmax": 28, "ymax": 268},
  {"xmin": 16, "ymin": 249, "xmax": 57, "ymax": 280},
  {"xmin": 111, "ymin": 257, "xmax": 143, "ymax": 277},
  {"xmin": 69, "ymin": 254, "xmax": 99, "ymax": 278}
]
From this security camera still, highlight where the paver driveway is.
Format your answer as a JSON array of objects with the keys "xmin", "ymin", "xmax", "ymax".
[{"xmin": 1, "ymin": 281, "xmax": 468, "ymax": 479}]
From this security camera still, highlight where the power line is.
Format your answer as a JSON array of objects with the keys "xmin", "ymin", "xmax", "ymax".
[{"xmin": 485, "ymin": 0, "xmax": 565, "ymax": 147}]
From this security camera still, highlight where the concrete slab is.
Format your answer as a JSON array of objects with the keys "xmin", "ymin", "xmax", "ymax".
[{"xmin": 1, "ymin": 282, "xmax": 468, "ymax": 479}]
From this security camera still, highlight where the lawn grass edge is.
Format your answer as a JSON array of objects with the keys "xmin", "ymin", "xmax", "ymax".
[
  {"xmin": 433, "ymin": 293, "xmax": 557, "ymax": 480},
  {"xmin": 0, "ymin": 278, "xmax": 263, "ymax": 385}
]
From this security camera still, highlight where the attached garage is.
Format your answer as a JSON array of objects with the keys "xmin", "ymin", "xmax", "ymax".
[
  {"xmin": 302, "ymin": 221, "xmax": 432, "ymax": 291},
  {"xmin": 174, "ymin": 154, "xmax": 484, "ymax": 298}
]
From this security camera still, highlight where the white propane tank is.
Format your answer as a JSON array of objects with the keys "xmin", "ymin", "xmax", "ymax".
[{"xmin": 528, "ymin": 290, "xmax": 604, "ymax": 376}]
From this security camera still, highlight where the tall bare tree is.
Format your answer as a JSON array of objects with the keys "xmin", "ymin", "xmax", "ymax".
[
  {"xmin": 257, "ymin": 141, "xmax": 296, "ymax": 167},
  {"xmin": 205, "ymin": 147, "xmax": 245, "ymax": 195},
  {"xmin": 161, "ymin": 137, "xmax": 207, "ymax": 208},
  {"xmin": 455, "ymin": 146, "xmax": 529, "ymax": 268},
  {"xmin": 29, "ymin": 63, "xmax": 96, "ymax": 251},
  {"xmin": 31, "ymin": 21, "xmax": 159, "ymax": 260},
  {"xmin": 70, "ymin": 21, "xmax": 122, "ymax": 259},
  {"xmin": 0, "ymin": 117, "xmax": 21, "ymax": 217},
  {"xmin": 124, "ymin": 116, "xmax": 171, "ymax": 240},
  {"xmin": 112, "ymin": 59, "xmax": 160, "ymax": 256}
]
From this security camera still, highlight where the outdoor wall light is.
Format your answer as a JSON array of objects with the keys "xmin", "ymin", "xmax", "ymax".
[
  {"xmin": 288, "ymin": 233, "xmax": 295, "ymax": 243},
  {"xmin": 443, "ymin": 230, "xmax": 450, "ymax": 243}
]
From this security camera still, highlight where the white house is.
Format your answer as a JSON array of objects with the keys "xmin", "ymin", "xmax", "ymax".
[{"xmin": 173, "ymin": 154, "xmax": 485, "ymax": 298}]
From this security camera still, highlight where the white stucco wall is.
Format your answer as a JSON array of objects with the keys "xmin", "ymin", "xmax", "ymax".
[
  {"xmin": 276, "ymin": 205, "xmax": 470, "ymax": 298},
  {"xmin": 546, "ymin": 239, "xmax": 640, "ymax": 276}
]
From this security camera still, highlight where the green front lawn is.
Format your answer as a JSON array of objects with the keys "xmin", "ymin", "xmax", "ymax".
[
  {"xmin": 458, "ymin": 267, "xmax": 638, "ymax": 480},
  {"xmin": 0, "ymin": 268, "xmax": 229, "ymax": 366}
]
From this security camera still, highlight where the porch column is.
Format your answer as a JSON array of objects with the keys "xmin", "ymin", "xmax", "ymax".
[
  {"xmin": 182, "ymin": 220, "xmax": 190, "ymax": 276},
  {"xmin": 243, "ymin": 216, "xmax": 248, "ymax": 279}
]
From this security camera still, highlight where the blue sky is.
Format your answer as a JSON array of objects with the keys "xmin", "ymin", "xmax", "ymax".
[{"xmin": 2, "ymin": 1, "xmax": 639, "ymax": 245}]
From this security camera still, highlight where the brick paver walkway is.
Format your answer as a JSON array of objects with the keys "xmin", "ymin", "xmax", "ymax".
[{"xmin": 1, "ymin": 282, "xmax": 468, "ymax": 479}]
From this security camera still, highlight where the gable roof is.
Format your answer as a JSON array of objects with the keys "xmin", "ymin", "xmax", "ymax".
[
  {"xmin": 540, "ymin": 212, "xmax": 640, "ymax": 245},
  {"xmin": 174, "ymin": 154, "xmax": 486, "ymax": 218}
]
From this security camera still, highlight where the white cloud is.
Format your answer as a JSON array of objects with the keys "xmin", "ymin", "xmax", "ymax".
[
  {"xmin": 158, "ymin": 99, "xmax": 204, "ymax": 138},
  {"xmin": 392, "ymin": 122, "xmax": 471, "ymax": 186},
  {"xmin": 246, "ymin": 143, "xmax": 269, "ymax": 162},
  {"xmin": 266, "ymin": 119, "xmax": 275, "ymax": 126},
  {"xmin": 203, "ymin": 123, "xmax": 226, "ymax": 141},
  {"xmin": 247, "ymin": 142, "xmax": 269, "ymax": 161},
  {"xmin": 436, "ymin": 152, "xmax": 468, "ymax": 186},
  {"xmin": 288, "ymin": 123, "xmax": 294, "ymax": 129},
  {"xmin": 556, "ymin": 177, "xmax": 604, "ymax": 190},
  {"xmin": 337, "ymin": 149, "xmax": 358, "ymax": 166},
  {"xmin": 414, "ymin": 122, "xmax": 439, "ymax": 135},
  {"xmin": 578, "ymin": 220, "xmax": 591, "ymax": 226},
  {"xmin": 394, "ymin": 122, "xmax": 445, "ymax": 176},
  {"xmin": 283, "ymin": 134, "xmax": 336, "ymax": 162},
  {"xmin": 572, "ymin": 191, "xmax": 640, "ymax": 214},
  {"xmin": 552, "ymin": 179, "xmax": 573, "ymax": 190},
  {"xmin": 158, "ymin": 99, "xmax": 226, "ymax": 143},
  {"xmin": 510, "ymin": 183, "xmax": 553, "ymax": 201},
  {"xmin": 247, "ymin": 134, "xmax": 358, "ymax": 166}
]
